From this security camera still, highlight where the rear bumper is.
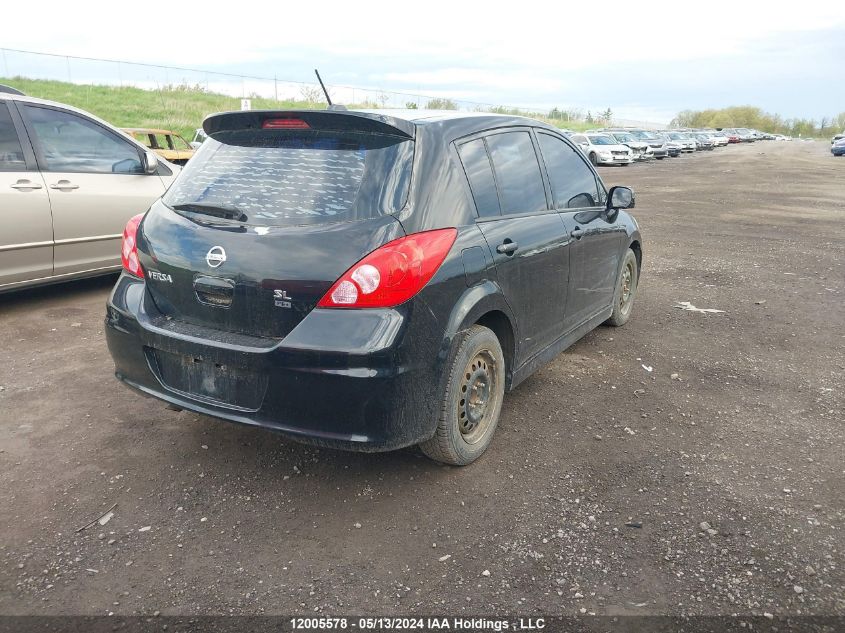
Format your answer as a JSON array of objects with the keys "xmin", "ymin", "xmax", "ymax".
[{"xmin": 105, "ymin": 274, "xmax": 445, "ymax": 451}]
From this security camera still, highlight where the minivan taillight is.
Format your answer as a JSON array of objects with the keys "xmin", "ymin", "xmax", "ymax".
[
  {"xmin": 121, "ymin": 213, "xmax": 144, "ymax": 278},
  {"xmin": 318, "ymin": 229, "xmax": 457, "ymax": 308}
]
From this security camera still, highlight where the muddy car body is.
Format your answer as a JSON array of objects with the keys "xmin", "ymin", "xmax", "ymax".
[{"xmin": 106, "ymin": 109, "xmax": 642, "ymax": 464}]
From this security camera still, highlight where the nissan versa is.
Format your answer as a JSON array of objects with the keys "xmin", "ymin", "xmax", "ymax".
[{"xmin": 105, "ymin": 109, "xmax": 642, "ymax": 465}]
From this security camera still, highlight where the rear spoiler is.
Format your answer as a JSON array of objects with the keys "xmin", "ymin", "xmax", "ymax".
[{"xmin": 203, "ymin": 110, "xmax": 415, "ymax": 140}]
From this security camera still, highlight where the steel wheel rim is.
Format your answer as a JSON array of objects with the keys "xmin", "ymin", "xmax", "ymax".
[
  {"xmin": 619, "ymin": 260, "xmax": 636, "ymax": 316},
  {"xmin": 457, "ymin": 349, "xmax": 499, "ymax": 445}
]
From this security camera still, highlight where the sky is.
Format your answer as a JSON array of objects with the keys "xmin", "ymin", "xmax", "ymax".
[{"xmin": 3, "ymin": 0, "xmax": 844, "ymax": 124}]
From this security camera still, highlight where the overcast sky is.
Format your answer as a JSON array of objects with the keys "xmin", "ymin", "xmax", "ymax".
[{"xmin": 4, "ymin": 0, "xmax": 844, "ymax": 123}]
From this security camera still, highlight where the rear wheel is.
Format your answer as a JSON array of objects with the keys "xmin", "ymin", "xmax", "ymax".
[
  {"xmin": 588, "ymin": 152, "xmax": 598, "ymax": 166},
  {"xmin": 419, "ymin": 325, "xmax": 505, "ymax": 466},
  {"xmin": 606, "ymin": 249, "xmax": 638, "ymax": 327}
]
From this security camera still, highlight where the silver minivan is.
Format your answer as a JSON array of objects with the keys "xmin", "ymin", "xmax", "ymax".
[{"xmin": 0, "ymin": 89, "xmax": 178, "ymax": 292}]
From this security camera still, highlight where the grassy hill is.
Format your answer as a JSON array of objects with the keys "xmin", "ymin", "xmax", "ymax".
[
  {"xmin": 1, "ymin": 77, "xmax": 326, "ymax": 141},
  {"xmin": 1, "ymin": 76, "xmax": 596, "ymax": 140}
]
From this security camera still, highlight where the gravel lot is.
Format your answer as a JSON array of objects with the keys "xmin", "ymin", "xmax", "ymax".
[{"xmin": 1, "ymin": 141, "xmax": 843, "ymax": 618}]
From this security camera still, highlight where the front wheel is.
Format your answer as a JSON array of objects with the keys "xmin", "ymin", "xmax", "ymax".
[
  {"xmin": 588, "ymin": 152, "xmax": 598, "ymax": 166},
  {"xmin": 605, "ymin": 249, "xmax": 639, "ymax": 327},
  {"xmin": 419, "ymin": 325, "xmax": 505, "ymax": 466}
]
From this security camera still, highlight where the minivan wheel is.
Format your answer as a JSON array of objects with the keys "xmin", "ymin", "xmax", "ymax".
[
  {"xmin": 588, "ymin": 152, "xmax": 598, "ymax": 166},
  {"xmin": 606, "ymin": 249, "xmax": 639, "ymax": 327},
  {"xmin": 419, "ymin": 325, "xmax": 505, "ymax": 466}
]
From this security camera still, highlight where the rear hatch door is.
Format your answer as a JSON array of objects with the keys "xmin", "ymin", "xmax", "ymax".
[{"xmin": 137, "ymin": 110, "xmax": 415, "ymax": 340}]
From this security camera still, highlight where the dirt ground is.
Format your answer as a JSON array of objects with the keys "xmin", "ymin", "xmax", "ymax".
[{"xmin": 1, "ymin": 141, "xmax": 843, "ymax": 618}]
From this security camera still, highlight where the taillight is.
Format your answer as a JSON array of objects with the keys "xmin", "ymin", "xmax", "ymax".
[
  {"xmin": 121, "ymin": 213, "xmax": 144, "ymax": 278},
  {"xmin": 318, "ymin": 229, "xmax": 457, "ymax": 309},
  {"xmin": 262, "ymin": 117, "xmax": 310, "ymax": 130}
]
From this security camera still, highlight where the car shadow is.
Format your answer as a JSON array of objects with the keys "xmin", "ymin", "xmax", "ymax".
[{"xmin": 0, "ymin": 274, "xmax": 118, "ymax": 313}]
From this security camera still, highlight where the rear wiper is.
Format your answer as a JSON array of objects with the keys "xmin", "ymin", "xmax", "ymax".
[{"xmin": 171, "ymin": 203, "xmax": 248, "ymax": 222}]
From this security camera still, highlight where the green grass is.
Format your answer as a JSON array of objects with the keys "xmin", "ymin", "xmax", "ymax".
[{"xmin": 1, "ymin": 76, "xmax": 593, "ymax": 140}]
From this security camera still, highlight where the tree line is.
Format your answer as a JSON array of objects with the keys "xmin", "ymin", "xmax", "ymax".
[{"xmin": 671, "ymin": 106, "xmax": 845, "ymax": 138}]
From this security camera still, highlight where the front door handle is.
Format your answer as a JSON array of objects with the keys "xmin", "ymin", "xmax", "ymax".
[
  {"xmin": 496, "ymin": 240, "xmax": 518, "ymax": 255},
  {"xmin": 570, "ymin": 227, "xmax": 584, "ymax": 240},
  {"xmin": 50, "ymin": 180, "xmax": 79, "ymax": 191},
  {"xmin": 10, "ymin": 179, "xmax": 43, "ymax": 191}
]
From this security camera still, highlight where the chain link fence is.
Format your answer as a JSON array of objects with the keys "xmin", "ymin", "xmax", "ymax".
[{"xmin": 0, "ymin": 48, "xmax": 663, "ymax": 128}]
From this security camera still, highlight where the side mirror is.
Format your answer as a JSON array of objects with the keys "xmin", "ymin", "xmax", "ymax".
[
  {"xmin": 142, "ymin": 150, "xmax": 158, "ymax": 175},
  {"xmin": 607, "ymin": 186, "xmax": 635, "ymax": 210}
]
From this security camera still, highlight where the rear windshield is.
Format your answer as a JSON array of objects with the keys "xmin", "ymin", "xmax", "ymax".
[{"xmin": 163, "ymin": 129, "xmax": 414, "ymax": 227}]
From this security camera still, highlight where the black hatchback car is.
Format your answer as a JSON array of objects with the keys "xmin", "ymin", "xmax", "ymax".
[{"xmin": 106, "ymin": 109, "xmax": 642, "ymax": 465}]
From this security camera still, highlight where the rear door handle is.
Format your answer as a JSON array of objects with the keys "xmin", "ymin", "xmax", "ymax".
[
  {"xmin": 10, "ymin": 179, "xmax": 43, "ymax": 190},
  {"xmin": 570, "ymin": 228, "xmax": 584, "ymax": 240},
  {"xmin": 50, "ymin": 180, "xmax": 79, "ymax": 191},
  {"xmin": 496, "ymin": 240, "xmax": 518, "ymax": 255}
]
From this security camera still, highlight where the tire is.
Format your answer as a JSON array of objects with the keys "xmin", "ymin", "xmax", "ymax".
[
  {"xmin": 588, "ymin": 152, "xmax": 598, "ymax": 166},
  {"xmin": 419, "ymin": 325, "xmax": 505, "ymax": 466},
  {"xmin": 605, "ymin": 249, "xmax": 639, "ymax": 327}
]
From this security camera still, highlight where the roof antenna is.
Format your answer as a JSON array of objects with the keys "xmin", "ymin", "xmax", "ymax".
[{"xmin": 314, "ymin": 69, "xmax": 347, "ymax": 111}]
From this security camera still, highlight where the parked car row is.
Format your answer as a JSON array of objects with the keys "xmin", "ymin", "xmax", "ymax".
[
  {"xmin": 557, "ymin": 125, "xmax": 797, "ymax": 167},
  {"xmin": 561, "ymin": 127, "xmax": 741, "ymax": 166}
]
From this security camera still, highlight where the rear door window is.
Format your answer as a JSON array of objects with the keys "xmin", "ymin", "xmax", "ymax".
[
  {"xmin": 0, "ymin": 102, "xmax": 26, "ymax": 170},
  {"xmin": 537, "ymin": 133, "xmax": 600, "ymax": 209},
  {"xmin": 164, "ymin": 129, "xmax": 414, "ymax": 227},
  {"xmin": 457, "ymin": 138, "xmax": 500, "ymax": 218},
  {"xmin": 484, "ymin": 131, "xmax": 547, "ymax": 214}
]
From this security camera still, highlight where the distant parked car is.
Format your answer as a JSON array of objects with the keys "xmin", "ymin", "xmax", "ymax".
[
  {"xmin": 691, "ymin": 133, "xmax": 715, "ymax": 150},
  {"xmin": 735, "ymin": 128, "xmax": 756, "ymax": 142},
  {"xmin": 625, "ymin": 129, "xmax": 670, "ymax": 159},
  {"xmin": 719, "ymin": 129, "xmax": 742, "ymax": 143},
  {"xmin": 831, "ymin": 138, "xmax": 845, "ymax": 156},
  {"xmin": 0, "ymin": 91, "xmax": 178, "ymax": 292},
  {"xmin": 655, "ymin": 133, "xmax": 682, "ymax": 157},
  {"xmin": 190, "ymin": 127, "xmax": 209, "ymax": 149},
  {"xmin": 701, "ymin": 129, "xmax": 729, "ymax": 146},
  {"xmin": 601, "ymin": 130, "xmax": 655, "ymax": 161},
  {"xmin": 570, "ymin": 133, "xmax": 633, "ymax": 166},
  {"xmin": 665, "ymin": 131, "xmax": 696, "ymax": 152},
  {"xmin": 831, "ymin": 133, "xmax": 845, "ymax": 145},
  {"xmin": 122, "ymin": 128, "xmax": 195, "ymax": 165}
]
